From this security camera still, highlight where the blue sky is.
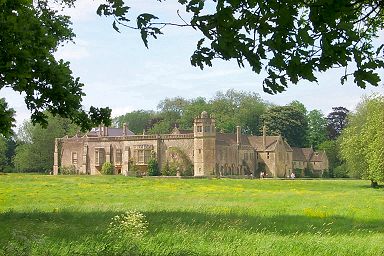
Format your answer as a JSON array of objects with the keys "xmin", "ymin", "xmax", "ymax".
[{"xmin": 2, "ymin": 0, "xmax": 383, "ymax": 127}]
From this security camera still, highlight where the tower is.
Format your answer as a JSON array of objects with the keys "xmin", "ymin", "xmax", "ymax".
[{"xmin": 193, "ymin": 111, "xmax": 216, "ymax": 176}]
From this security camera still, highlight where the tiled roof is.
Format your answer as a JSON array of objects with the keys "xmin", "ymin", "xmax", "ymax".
[
  {"xmin": 247, "ymin": 136, "xmax": 280, "ymax": 151},
  {"xmin": 216, "ymin": 133, "xmax": 252, "ymax": 147},
  {"xmin": 292, "ymin": 147, "xmax": 306, "ymax": 161},
  {"xmin": 171, "ymin": 127, "xmax": 193, "ymax": 134},
  {"xmin": 310, "ymin": 151, "xmax": 327, "ymax": 162},
  {"xmin": 87, "ymin": 127, "xmax": 135, "ymax": 137},
  {"xmin": 301, "ymin": 148, "xmax": 314, "ymax": 161}
]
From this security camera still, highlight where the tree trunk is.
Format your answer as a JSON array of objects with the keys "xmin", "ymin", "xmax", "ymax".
[{"xmin": 371, "ymin": 180, "xmax": 378, "ymax": 188}]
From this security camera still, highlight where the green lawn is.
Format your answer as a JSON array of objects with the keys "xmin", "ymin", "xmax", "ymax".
[{"xmin": 0, "ymin": 174, "xmax": 383, "ymax": 255}]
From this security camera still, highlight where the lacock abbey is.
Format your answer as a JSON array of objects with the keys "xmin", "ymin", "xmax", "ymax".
[{"xmin": 54, "ymin": 111, "xmax": 328, "ymax": 178}]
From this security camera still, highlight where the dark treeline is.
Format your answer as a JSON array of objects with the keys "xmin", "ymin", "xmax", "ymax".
[{"xmin": 1, "ymin": 89, "xmax": 349, "ymax": 175}]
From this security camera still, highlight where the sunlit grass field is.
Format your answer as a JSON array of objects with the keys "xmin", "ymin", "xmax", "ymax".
[{"xmin": 0, "ymin": 174, "xmax": 383, "ymax": 255}]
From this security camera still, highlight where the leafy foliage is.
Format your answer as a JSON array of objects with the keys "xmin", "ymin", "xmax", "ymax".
[
  {"xmin": 307, "ymin": 110, "xmax": 327, "ymax": 149},
  {"xmin": 60, "ymin": 165, "xmax": 78, "ymax": 175},
  {"xmin": 101, "ymin": 162, "xmax": 115, "ymax": 175},
  {"xmin": 0, "ymin": 0, "xmax": 111, "ymax": 136},
  {"xmin": 147, "ymin": 158, "xmax": 160, "ymax": 176},
  {"xmin": 0, "ymin": 98, "xmax": 15, "ymax": 137},
  {"xmin": 113, "ymin": 110, "xmax": 155, "ymax": 134},
  {"xmin": 107, "ymin": 0, "xmax": 384, "ymax": 93},
  {"xmin": 326, "ymin": 107, "xmax": 349, "ymax": 140},
  {"xmin": 261, "ymin": 105, "xmax": 308, "ymax": 147},
  {"xmin": 318, "ymin": 140, "xmax": 343, "ymax": 176},
  {"xmin": 13, "ymin": 114, "xmax": 79, "ymax": 172},
  {"xmin": 340, "ymin": 95, "xmax": 384, "ymax": 183}
]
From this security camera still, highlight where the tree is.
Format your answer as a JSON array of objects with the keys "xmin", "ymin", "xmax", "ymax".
[
  {"xmin": 0, "ymin": 0, "xmax": 111, "ymax": 137},
  {"xmin": 178, "ymin": 97, "xmax": 210, "ymax": 129},
  {"xmin": 0, "ymin": 136, "xmax": 7, "ymax": 171},
  {"xmin": 13, "ymin": 114, "xmax": 79, "ymax": 172},
  {"xmin": 114, "ymin": 110, "xmax": 155, "ymax": 135},
  {"xmin": 326, "ymin": 107, "xmax": 349, "ymax": 140},
  {"xmin": 262, "ymin": 106, "xmax": 308, "ymax": 147},
  {"xmin": 3, "ymin": 1, "xmax": 383, "ymax": 136},
  {"xmin": 147, "ymin": 158, "xmax": 160, "ymax": 176},
  {"xmin": 0, "ymin": 98, "xmax": 15, "ymax": 137},
  {"xmin": 340, "ymin": 95, "xmax": 384, "ymax": 186},
  {"xmin": 104, "ymin": 0, "xmax": 384, "ymax": 94},
  {"xmin": 210, "ymin": 89, "xmax": 267, "ymax": 134},
  {"xmin": 288, "ymin": 100, "xmax": 308, "ymax": 117},
  {"xmin": 318, "ymin": 139, "xmax": 343, "ymax": 176},
  {"xmin": 307, "ymin": 110, "xmax": 327, "ymax": 149}
]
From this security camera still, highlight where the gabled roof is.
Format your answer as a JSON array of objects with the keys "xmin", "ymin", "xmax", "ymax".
[
  {"xmin": 292, "ymin": 147, "xmax": 327, "ymax": 162},
  {"xmin": 292, "ymin": 147, "xmax": 306, "ymax": 161},
  {"xmin": 301, "ymin": 148, "xmax": 314, "ymax": 161},
  {"xmin": 216, "ymin": 133, "xmax": 252, "ymax": 147},
  {"xmin": 171, "ymin": 127, "xmax": 193, "ymax": 135},
  {"xmin": 310, "ymin": 150, "xmax": 327, "ymax": 162},
  {"xmin": 247, "ymin": 136, "xmax": 280, "ymax": 151}
]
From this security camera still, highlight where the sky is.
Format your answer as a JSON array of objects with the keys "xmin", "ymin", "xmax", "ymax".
[{"xmin": 2, "ymin": 0, "xmax": 383, "ymax": 127}]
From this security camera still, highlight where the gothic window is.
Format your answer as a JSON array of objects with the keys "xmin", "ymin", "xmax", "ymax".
[
  {"xmin": 267, "ymin": 152, "xmax": 270, "ymax": 159},
  {"xmin": 204, "ymin": 126, "xmax": 210, "ymax": 132},
  {"xmin": 136, "ymin": 149, "xmax": 151, "ymax": 165},
  {"xmin": 95, "ymin": 148, "xmax": 105, "ymax": 166},
  {"xmin": 198, "ymin": 149, "xmax": 201, "ymax": 154},
  {"xmin": 115, "ymin": 149, "xmax": 122, "ymax": 165},
  {"xmin": 71, "ymin": 152, "xmax": 78, "ymax": 165},
  {"xmin": 197, "ymin": 126, "xmax": 203, "ymax": 132}
]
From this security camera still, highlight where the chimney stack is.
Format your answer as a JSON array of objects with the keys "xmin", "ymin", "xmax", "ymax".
[
  {"xmin": 236, "ymin": 126, "xmax": 241, "ymax": 146},
  {"xmin": 263, "ymin": 124, "xmax": 266, "ymax": 150},
  {"xmin": 123, "ymin": 123, "xmax": 128, "ymax": 136}
]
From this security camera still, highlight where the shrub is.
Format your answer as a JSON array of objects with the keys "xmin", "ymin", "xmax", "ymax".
[
  {"xmin": 101, "ymin": 162, "xmax": 115, "ymax": 175},
  {"xmin": 294, "ymin": 168, "xmax": 302, "ymax": 177},
  {"xmin": 333, "ymin": 164, "xmax": 349, "ymax": 178},
  {"xmin": 147, "ymin": 158, "xmax": 160, "ymax": 176},
  {"xmin": 60, "ymin": 165, "xmax": 78, "ymax": 175},
  {"xmin": 304, "ymin": 168, "xmax": 313, "ymax": 178}
]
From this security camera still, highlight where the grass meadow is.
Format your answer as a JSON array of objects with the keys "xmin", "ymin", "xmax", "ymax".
[{"xmin": 0, "ymin": 174, "xmax": 383, "ymax": 255}]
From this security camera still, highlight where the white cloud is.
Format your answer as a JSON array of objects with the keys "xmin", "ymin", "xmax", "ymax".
[{"xmin": 55, "ymin": 39, "xmax": 90, "ymax": 61}]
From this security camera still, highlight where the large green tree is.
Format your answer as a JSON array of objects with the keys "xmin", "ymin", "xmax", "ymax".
[
  {"xmin": 0, "ymin": 136, "xmax": 7, "ymax": 171},
  {"xmin": 13, "ymin": 114, "xmax": 79, "ymax": 172},
  {"xmin": 326, "ymin": 107, "xmax": 350, "ymax": 140},
  {"xmin": 307, "ymin": 109, "xmax": 327, "ymax": 149},
  {"xmin": 113, "ymin": 110, "xmax": 155, "ymax": 135},
  {"xmin": 340, "ymin": 95, "xmax": 384, "ymax": 186},
  {"xmin": 0, "ymin": 0, "xmax": 111, "ymax": 137},
  {"xmin": 2, "ymin": 0, "xmax": 383, "ymax": 136},
  {"xmin": 262, "ymin": 105, "xmax": 308, "ymax": 147}
]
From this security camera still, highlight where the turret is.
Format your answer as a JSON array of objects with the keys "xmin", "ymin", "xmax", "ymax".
[{"xmin": 193, "ymin": 111, "xmax": 216, "ymax": 176}]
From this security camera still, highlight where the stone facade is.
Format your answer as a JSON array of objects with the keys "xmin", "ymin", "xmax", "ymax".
[
  {"xmin": 292, "ymin": 147, "xmax": 329, "ymax": 177},
  {"xmin": 54, "ymin": 112, "xmax": 329, "ymax": 177}
]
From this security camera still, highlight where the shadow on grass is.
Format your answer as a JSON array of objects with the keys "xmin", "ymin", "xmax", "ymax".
[{"xmin": 0, "ymin": 209, "xmax": 382, "ymax": 244}]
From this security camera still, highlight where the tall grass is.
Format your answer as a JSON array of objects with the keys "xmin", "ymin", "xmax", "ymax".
[{"xmin": 0, "ymin": 174, "xmax": 383, "ymax": 255}]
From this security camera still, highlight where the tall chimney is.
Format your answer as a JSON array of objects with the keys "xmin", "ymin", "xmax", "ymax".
[
  {"xmin": 263, "ymin": 124, "xmax": 266, "ymax": 150},
  {"xmin": 99, "ymin": 125, "xmax": 102, "ymax": 136},
  {"xmin": 123, "ymin": 123, "xmax": 127, "ymax": 136},
  {"xmin": 236, "ymin": 126, "xmax": 241, "ymax": 146}
]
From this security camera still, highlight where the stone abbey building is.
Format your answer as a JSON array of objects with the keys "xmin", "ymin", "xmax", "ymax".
[{"xmin": 54, "ymin": 111, "xmax": 328, "ymax": 177}]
